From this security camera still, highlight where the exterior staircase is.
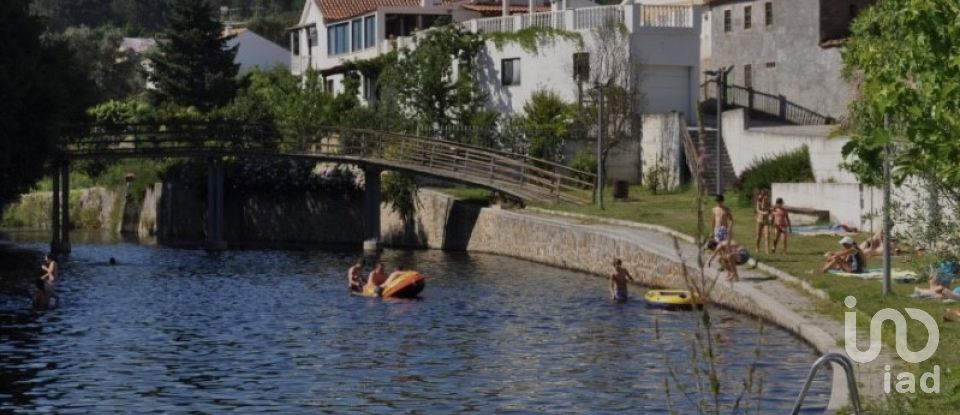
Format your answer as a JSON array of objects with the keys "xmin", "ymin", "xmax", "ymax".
[{"xmin": 687, "ymin": 127, "xmax": 738, "ymax": 195}]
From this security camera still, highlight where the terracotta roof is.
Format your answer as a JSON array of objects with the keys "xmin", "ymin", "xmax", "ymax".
[{"xmin": 317, "ymin": 0, "xmax": 448, "ymax": 22}]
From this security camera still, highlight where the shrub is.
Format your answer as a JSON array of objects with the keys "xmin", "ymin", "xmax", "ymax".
[
  {"xmin": 569, "ymin": 147, "xmax": 597, "ymax": 186},
  {"xmin": 737, "ymin": 146, "xmax": 814, "ymax": 206}
]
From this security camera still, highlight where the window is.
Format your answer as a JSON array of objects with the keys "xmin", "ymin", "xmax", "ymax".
[
  {"xmin": 364, "ymin": 16, "xmax": 376, "ymax": 48},
  {"xmin": 324, "ymin": 79, "xmax": 334, "ymax": 94},
  {"xmin": 501, "ymin": 58, "xmax": 520, "ymax": 86},
  {"xmin": 327, "ymin": 23, "xmax": 349, "ymax": 56},
  {"xmin": 362, "ymin": 76, "xmax": 375, "ymax": 100},
  {"xmin": 291, "ymin": 32, "xmax": 300, "ymax": 56},
  {"xmin": 765, "ymin": 2, "xmax": 773, "ymax": 26},
  {"xmin": 573, "ymin": 52, "xmax": 590, "ymax": 82},
  {"xmin": 744, "ymin": 6, "xmax": 752, "ymax": 29},
  {"xmin": 307, "ymin": 26, "xmax": 318, "ymax": 53},
  {"xmin": 723, "ymin": 9, "xmax": 731, "ymax": 32},
  {"xmin": 744, "ymin": 64, "xmax": 752, "ymax": 88},
  {"xmin": 765, "ymin": 61, "xmax": 776, "ymax": 68},
  {"xmin": 351, "ymin": 19, "xmax": 363, "ymax": 52}
]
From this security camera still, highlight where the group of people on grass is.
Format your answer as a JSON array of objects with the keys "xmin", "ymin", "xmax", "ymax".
[
  {"xmin": 706, "ymin": 190, "xmax": 881, "ymax": 282},
  {"xmin": 346, "ymin": 259, "xmax": 409, "ymax": 297}
]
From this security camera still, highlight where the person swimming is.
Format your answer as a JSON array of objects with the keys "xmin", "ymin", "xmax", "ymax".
[
  {"xmin": 365, "ymin": 263, "xmax": 388, "ymax": 297},
  {"xmin": 347, "ymin": 258, "xmax": 365, "ymax": 292}
]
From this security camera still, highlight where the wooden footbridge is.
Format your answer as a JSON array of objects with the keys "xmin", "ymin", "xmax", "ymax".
[{"xmin": 49, "ymin": 123, "xmax": 595, "ymax": 252}]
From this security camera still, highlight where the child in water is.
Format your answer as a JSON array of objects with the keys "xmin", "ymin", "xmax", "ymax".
[{"xmin": 610, "ymin": 258, "xmax": 635, "ymax": 302}]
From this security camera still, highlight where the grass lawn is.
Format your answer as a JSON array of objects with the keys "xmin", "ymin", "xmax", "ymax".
[{"xmin": 439, "ymin": 184, "xmax": 960, "ymax": 413}]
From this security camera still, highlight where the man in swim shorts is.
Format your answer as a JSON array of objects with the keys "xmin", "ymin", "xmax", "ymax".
[
  {"xmin": 609, "ymin": 258, "xmax": 635, "ymax": 302},
  {"xmin": 707, "ymin": 239, "xmax": 751, "ymax": 282},
  {"xmin": 712, "ymin": 194, "xmax": 733, "ymax": 242}
]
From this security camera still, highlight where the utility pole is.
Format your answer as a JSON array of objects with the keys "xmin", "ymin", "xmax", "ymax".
[
  {"xmin": 595, "ymin": 81, "xmax": 605, "ymax": 209},
  {"xmin": 882, "ymin": 115, "xmax": 892, "ymax": 295}
]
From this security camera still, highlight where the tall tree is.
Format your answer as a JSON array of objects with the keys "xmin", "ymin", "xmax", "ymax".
[
  {"xmin": 148, "ymin": 0, "xmax": 241, "ymax": 112},
  {"xmin": 0, "ymin": 0, "xmax": 94, "ymax": 208},
  {"xmin": 57, "ymin": 25, "xmax": 146, "ymax": 102}
]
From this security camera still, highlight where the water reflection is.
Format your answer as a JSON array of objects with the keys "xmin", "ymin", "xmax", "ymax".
[{"xmin": 0, "ymin": 232, "xmax": 830, "ymax": 413}]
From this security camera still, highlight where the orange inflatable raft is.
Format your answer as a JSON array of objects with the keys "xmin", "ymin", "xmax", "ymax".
[{"xmin": 361, "ymin": 271, "xmax": 426, "ymax": 298}]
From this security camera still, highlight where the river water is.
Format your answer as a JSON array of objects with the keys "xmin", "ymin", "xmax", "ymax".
[{"xmin": 0, "ymin": 232, "xmax": 830, "ymax": 413}]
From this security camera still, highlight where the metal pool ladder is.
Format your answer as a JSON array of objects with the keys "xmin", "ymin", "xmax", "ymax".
[{"xmin": 791, "ymin": 353, "xmax": 862, "ymax": 415}]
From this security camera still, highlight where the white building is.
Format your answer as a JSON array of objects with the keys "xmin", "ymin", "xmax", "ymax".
[{"xmin": 289, "ymin": 0, "xmax": 702, "ymax": 117}]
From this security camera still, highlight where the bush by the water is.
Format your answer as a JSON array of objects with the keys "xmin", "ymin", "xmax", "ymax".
[{"xmin": 737, "ymin": 146, "xmax": 814, "ymax": 206}]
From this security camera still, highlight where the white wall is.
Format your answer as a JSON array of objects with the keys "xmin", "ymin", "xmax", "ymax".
[
  {"xmin": 773, "ymin": 183, "xmax": 882, "ymax": 231},
  {"xmin": 721, "ymin": 108, "xmax": 855, "ymax": 183},
  {"xmin": 641, "ymin": 112, "xmax": 684, "ymax": 189}
]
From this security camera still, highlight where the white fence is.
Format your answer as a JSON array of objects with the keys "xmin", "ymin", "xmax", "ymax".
[
  {"xmin": 640, "ymin": 5, "xmax": 694, "ymax": 28},
  {"xmin": 291, "ymin": 55, "xmax": 310, "ymax": 76},
  {"xmin": 467, "ymin": 4, "xmax": 693, "ymax": 35}
]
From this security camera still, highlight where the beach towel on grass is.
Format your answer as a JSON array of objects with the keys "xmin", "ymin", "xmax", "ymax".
[
  {"xmin": 829, "ymin": 268, "xmax": 919, "ymax": 282},
  {"xmin": 792, "ymin": 225, "xmax": 856, "ymax": 236}
]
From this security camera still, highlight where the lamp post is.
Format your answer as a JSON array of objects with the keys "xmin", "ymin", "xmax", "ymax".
[
  {"xmin": 703, "ymin": 66, "xmax": 733, "ymax": 195},
  {"xmin": 882, "ymin": 115, "xmax": 892, "ymax": 296}
]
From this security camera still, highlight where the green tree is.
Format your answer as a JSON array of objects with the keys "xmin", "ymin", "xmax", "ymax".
[
  {"xmin": 56, "ymin": 25, "xmax": 146, "ymax": 102},
  {"xmin": 376, "ymin": 24, "xmax": 491, "ymax": 141},
  {"xmin": 0, "ymin": 0, "xmax": 94, "ymax": 208},
  {"xmin": 520, "ymin": 90, "xmax": 574, "ymax": 162},
  {"xmin": 842, "ymin": 0, "xmax": 960, "ymax": 190},
  {"xmin": 149, "ymin": 0, "xmax": 242, "ymax": 112}
]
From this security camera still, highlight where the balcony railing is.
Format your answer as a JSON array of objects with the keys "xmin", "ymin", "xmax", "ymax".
[
  {"xmin": 466, "ymin": 4, "xmax": 693, "ymax": 35},
  {"xmin": 291, "ymin": 55, "xmax": 310, "ymax": 76}
]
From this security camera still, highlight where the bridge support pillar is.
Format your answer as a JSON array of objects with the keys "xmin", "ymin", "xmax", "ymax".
[
  {"xmin": 49, "ymin": 161, "xmax": 71, "ymax": 254},
  {"xmin": 362, "ymin": 167, "xmax": 382, "ymax": 252},
  {"xmin": 206, "ymin": 158, "xmax": 227, "ymax": 251}
]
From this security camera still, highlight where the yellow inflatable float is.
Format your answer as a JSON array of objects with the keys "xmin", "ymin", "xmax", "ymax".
[{"xmin": 644, "ymin": 290, "xmax": 703, "ymax": 310}]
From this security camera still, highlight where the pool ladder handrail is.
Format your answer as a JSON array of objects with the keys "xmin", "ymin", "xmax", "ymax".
[{"xmin": 791, "ymin": 353, "xmax": 862, "ymax": 415}]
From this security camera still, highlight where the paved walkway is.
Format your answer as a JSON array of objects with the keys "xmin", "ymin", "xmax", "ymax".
[{"xmin": 524, "ymin": 208, "xmax": 892, "ymax": 411}]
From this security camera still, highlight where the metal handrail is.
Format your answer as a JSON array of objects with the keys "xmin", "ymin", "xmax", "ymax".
[
  {"xmin": 791, "ymin": 353, "xmax": 862, "ymax": 415},
  {"xmin": 59, "ymin": 123, "xmax": 596, "ymax": 204}
]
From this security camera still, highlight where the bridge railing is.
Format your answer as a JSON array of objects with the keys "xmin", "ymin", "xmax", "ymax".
[{"xmin": 61, "ymin": 123, "xmax": 596, "ymax": 204}]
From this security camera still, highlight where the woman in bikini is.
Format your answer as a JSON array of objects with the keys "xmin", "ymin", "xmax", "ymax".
[
  {"xmin": 771, "ymin": 198, "xmax": 792, "ymax": 254},
  {"xmin": 754, "ymin": 189, "xmax": 772, "ymax": 254}
]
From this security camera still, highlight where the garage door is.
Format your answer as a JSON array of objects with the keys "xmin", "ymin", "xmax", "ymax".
[{"xmin": 642, "ymin": 65, "xmax": 691, "ymax": 115}]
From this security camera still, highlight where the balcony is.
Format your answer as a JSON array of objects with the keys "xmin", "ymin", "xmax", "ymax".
[{"xmin": 464, "ymin": 4, "xmax": 695, "ymax": 35}]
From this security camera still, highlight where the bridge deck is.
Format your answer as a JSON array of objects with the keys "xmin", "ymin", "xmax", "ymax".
[{"xmin": 60, "ymin": 124, "xmax": 596, "ymax": 205}]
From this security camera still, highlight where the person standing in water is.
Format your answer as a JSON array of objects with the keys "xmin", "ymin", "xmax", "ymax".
[
  {"xmin": 40, "ymin": 253, "xmax": 60, "ymax": 305},
  {"xmin": 609, "ymin": 258, "xmax": 634, "ymax": 302},
  {"xmin": 32, "ymin": 279, "xmax": 52, "ymax": 311},
  {"xmin": 347, "ymin": 258, "xmax": 365, "ymax": 292}
]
